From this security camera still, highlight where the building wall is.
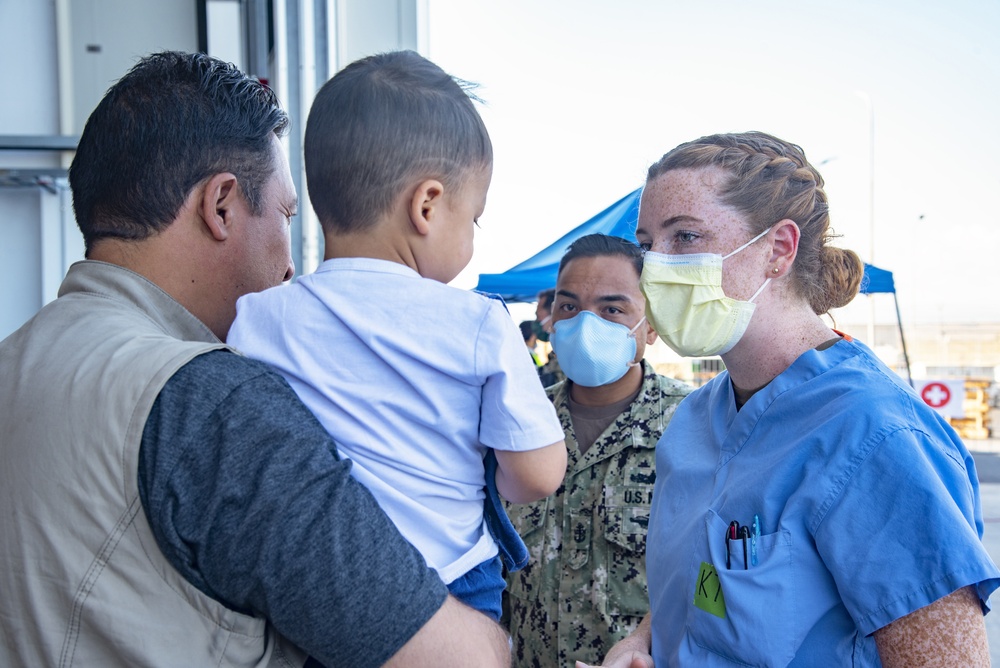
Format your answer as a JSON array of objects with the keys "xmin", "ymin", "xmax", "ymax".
[
  {"xmin": 1, "ymin": 1, "xmax": 64, "ymax": 340},
  {"xmin": 649, "ymin": 321, "xmax": 1000, "ymax": 389},
  {"xmin": 0, "ymin": 0, "xmax": 197, "ymax": 340},
  {"xmin": 1, "ymin": 0, "xmax": 424, "ymax": 341},
  {"xmin": 841, "ymin": 321, "xmax": 1000, "ymax": 381}
]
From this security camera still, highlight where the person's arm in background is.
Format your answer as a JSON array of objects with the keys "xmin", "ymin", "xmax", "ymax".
[
  {"xmin": 140, "ymin": 351, "xmax": 510, "ymax": 667},
  {"xmin": 874, "ymin": 586, "xmax": 988, "ymax": 667},
  {"xmin": 576, "ymin": 613, "xmax": 654, "ymax": 668},
  {"xmin": 815, "ymin": 424, "xmax": 997, "ymax": 668},
  {"xmin": 578, "ymin": 584, "xmax": 992, "ymax": 668}
]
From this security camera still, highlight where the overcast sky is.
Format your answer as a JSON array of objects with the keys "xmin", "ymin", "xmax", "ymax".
[{"xmin": 425, "ymin": 0, "xmax": 1000, "ymax": 326}]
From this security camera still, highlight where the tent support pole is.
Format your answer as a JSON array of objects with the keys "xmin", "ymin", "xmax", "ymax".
[{"xmin": 894, "ymin": 292, "xmax": 913, "ymax": 388}]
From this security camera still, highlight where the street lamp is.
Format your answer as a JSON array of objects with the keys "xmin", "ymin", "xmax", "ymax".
[{"xmin": 855, "ymin": 89, "xmax": 875, "ymax": 346}]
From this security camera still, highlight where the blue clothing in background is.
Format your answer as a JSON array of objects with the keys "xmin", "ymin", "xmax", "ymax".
[
  {"xmin": 646, "ymin": 336, "xmax": 1000, "ymax": 667},
  {"xmin": 446, "ymin": 450, "xmax": 525, "ymax": 620},
  {"xmin": 484, "ymin": 448, "xmax": 530, "ymax": 573}
]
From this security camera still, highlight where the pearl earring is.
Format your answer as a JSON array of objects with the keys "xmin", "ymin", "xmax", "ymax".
[{"xmin": 771, "ymin": 267, "xmax": 779, "ymax": 274}]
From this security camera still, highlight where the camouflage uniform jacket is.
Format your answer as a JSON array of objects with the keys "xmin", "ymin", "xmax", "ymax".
[
  {"xmin": 505, "ymin": 361, "xmax": 691, "ymax": 667},
  {"xmin": 538, "ymin": 353, "xmax": 565, "ymax": 388}
]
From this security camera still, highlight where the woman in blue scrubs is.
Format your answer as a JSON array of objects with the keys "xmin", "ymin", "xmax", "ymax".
[{"xmin": 584, "ymin": 131, "xmax": 1000, "ymax": 668}]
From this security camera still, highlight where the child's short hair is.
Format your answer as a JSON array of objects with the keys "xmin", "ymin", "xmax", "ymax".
[{"xmin": 304, "ymin": 50, "xmax": 493, "ymax": 234}]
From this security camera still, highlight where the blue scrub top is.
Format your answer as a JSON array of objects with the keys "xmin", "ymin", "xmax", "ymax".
[{"xmin": 646, "ymin": 336, "xmax": 1000, "ymax": 666}]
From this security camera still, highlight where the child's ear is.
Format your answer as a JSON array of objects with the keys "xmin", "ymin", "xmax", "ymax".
[{"xmin": 408, "ymin": 179, "xmax": 445, "ymax": 237}]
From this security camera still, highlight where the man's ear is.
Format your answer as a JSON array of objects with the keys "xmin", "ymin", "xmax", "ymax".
[
  {"xmin": 768, "ymin": 219, "xmax": 800, "ymax": 277},
  {"xmin": 644, "ymin": 321, "xmax": 659, "ymax": 346},
  {"xmin": 408, "ymin": 179, "xmax": 445, "ymax": 237},
  {"xmin": 199, "ymin": 172, "xmax": 240, "ymax": 241}
]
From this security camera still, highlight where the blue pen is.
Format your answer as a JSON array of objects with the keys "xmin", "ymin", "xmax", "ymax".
[{"xmin": 751, "ymin": 514, "xmax": 760, "ymax": 567}]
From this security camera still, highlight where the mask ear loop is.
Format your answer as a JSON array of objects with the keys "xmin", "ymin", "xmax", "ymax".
[
  {"xmin": 625, "ymin": 316, "xmax": 647, "ymax": 369},
  {"xmin": 722, "ymin": 225, "xmax": 773, "ymax": 260},
  {"xmin": 747, "ymin": 278, "xmax": 771, "ymax": 303},
  {"xmin": 722, "ymin": 226, "xmax": 774, "ymax": 305}
]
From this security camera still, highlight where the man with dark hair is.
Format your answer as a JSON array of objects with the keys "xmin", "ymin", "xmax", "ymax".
[
  {"xmin": 520, "ymin": 320, "xmax": 542, "ymax": 367},
  {"xmin": 534, "ymin": 287, "xmax": 565, "ymax": 386},
  {"xmin": 0, "ymin": 51, "xmax": 509, "ymax": 668},
  {"xmin": 505, "ymin": 233, "xmax": 691, "ymax": 668},
  {"xmin": 535, "ymin": 287, "xmax": 556, "ymax": 330},
  {"xmin": 70, "ymin": 51, "xmax": 289, "ymax": 254}
]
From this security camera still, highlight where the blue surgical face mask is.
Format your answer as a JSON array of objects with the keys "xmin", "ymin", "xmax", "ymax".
[{"xmin": 550, "ymin": 310, "xmax": 645, "ymax": 387}]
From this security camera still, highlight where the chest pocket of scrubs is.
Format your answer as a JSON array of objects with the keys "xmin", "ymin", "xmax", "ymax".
[
  {"xmin": 506, "ymin": 498, "xmax": 547, "ymax": 601},
  {"xmin": 601, "ymin": 461, "xmax": 654, "ymax": 617},
  {"xmin": 686, "ymin": 510, "xmax": 798, "ymax": 667}
]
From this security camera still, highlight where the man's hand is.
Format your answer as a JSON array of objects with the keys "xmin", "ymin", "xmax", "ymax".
[
  {"xmin": 576, "ymin": 652, "xmax": 653, "ymax": 668},
  {"xmin": 576, "ymin": 613, "xmax": 653, "ymax": 668}
]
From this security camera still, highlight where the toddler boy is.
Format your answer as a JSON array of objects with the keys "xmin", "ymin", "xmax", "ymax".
[{"xmin": 228, "ymin": 51, "xmax": 566, "ymax": 620}]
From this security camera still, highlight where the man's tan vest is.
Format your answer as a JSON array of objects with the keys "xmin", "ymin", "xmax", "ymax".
[{"xmin": 0, "ymin": 261, "xmax": 306, "ymax": 667}]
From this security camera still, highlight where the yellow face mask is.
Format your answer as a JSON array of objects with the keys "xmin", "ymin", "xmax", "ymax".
[{"xmin": 639, "ymin": 227, "xmax": 771, "ymax": 358}]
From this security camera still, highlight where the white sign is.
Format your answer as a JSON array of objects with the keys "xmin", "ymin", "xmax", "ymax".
[{"xmin": 916, "ymin": 380, "xmax": 966, "ymax": 419}]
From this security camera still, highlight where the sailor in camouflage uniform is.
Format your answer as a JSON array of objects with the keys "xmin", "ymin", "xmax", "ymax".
[{"xmin": 504, "ymin": 234, "xmax": 691, "ymax": 668}]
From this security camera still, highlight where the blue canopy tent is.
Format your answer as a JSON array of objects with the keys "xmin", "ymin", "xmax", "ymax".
[
  {"xmin": 859, "ymin": 263, "xmax": 895, "ymax": 295},
  {"xmin": 474, "ymin": 188, "xmax": 642, "ymax": 302},
  {"xmin": 476, "ymin": 189, "xmax": 911, "ymax": 383},
  {"xmin": 858, "ymin": 262, "xmax": 913, "ymax": 386}
]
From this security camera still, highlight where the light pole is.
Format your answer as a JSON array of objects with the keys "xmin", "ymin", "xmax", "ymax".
[{"xmin": 855, "ymin": 90, "xmax": 875, "ymax": 346}]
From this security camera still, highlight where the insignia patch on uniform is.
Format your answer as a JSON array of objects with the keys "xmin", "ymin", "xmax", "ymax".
[
  {"xmin": 619, "ymin": 485, "xmax": 654, "ymax": 505},
  {"xmin": 693, "ymin": 561, "xmax": 725, "ymax": 618}
]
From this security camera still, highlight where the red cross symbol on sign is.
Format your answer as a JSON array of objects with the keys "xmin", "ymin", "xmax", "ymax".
[{"xmin": 921, "ymin": 382, "xmax": 951, "ymax": 408}]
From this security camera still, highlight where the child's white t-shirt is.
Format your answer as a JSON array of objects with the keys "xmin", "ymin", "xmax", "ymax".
[{"xmin": 228, "ymin": 257, "xmax": 563, "ymax": 583}]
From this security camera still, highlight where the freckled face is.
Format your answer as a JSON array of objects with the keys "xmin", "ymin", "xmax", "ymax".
[{"xmin": 635, "ymin": 167, "xmax": 769, "ymax": 301}]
